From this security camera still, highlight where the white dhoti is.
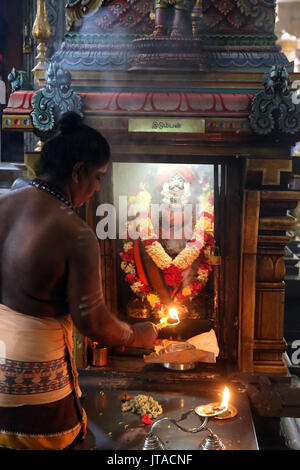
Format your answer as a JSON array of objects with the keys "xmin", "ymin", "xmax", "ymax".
[{"xmin": 0, "ymin": 303, "xmax": 81, "ymax": 407}]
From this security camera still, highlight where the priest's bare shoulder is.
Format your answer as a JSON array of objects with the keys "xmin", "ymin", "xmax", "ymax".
[{"xmin": 0, "ymin": 184, "xmax": 99, "ymax": 319}]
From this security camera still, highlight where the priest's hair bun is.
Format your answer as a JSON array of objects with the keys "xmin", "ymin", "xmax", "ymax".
[{"xmin": 58, "ymin": 111, "xmax": 83, "ymax": 135}]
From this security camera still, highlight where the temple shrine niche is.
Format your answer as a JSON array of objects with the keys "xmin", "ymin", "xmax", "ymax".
[
  {"xmin": 115, "ymin": 163, "xmax": 215, "ymax": 339},
  {"xmin": 2, "ymin": 0, "xmax": 300, "ymax": 375}
]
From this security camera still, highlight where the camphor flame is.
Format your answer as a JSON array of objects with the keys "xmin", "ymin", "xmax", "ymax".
[
  {"xmin": 194, "ymin": 386, "xmax": 231, "ymax": 418},
  {"xmin": 220, "ymin": 386, "xmax": 230, "ymax": 411},
  {"xmin": 168, "ymin": 307, "xmax": 180, "ymax": 324},
  {"xmin": 158, "ymin": 307, "xmax": 180, "ymax": 329}
]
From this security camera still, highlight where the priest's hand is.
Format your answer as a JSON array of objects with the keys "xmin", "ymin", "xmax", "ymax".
[{"xmin": 131, "ymin": 322, "xmax": 158, "ymax": 349}]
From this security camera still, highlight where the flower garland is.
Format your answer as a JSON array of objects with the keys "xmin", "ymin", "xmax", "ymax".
[{"xmin": 120, "ymin": 184, "xmax": 214, "ymax": 316}]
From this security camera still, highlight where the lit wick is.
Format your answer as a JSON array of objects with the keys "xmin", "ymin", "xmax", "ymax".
[
  {"xmin": 220, "ymin": 386, "xmax": 230, "ymax": 411},
  {"xmin": 157, "ymin": 307, "xmax": 180, "ymax": 330},
  {"xmin": 194, "ymin": 386, "xmax": 231, "ymax": 417}
]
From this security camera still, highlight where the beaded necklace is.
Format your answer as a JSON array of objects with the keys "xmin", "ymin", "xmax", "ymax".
[{"xmin": 29, "ymin": 178, "xmax": 74, "ymax": 210}]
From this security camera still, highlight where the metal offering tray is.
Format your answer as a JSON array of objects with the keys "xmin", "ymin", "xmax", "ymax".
[{"xmin": 162, "ymin": 342, "xmax": 197, "ymax": 370}]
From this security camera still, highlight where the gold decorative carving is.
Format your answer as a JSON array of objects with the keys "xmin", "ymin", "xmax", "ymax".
[{"xmin": 32, "ymin": 0, "xmax": 51, "ymax": 84}]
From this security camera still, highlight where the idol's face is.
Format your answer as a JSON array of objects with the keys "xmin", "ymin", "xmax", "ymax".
[{"xmin": 160, "ymin": 173, "xmax": 190, "ymax": 208}]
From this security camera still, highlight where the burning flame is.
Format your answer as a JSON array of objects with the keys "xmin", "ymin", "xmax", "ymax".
[
  {"xmin": 220, "ymin": 386, "xmax": 230, "ymax": 411},
  {"xmin": 159, "ymin": 307, "xmax": 180, "ymax": 327},
  {"xmin": 168, "ymin": 307, "xmax": 180, "ymax": 323}
]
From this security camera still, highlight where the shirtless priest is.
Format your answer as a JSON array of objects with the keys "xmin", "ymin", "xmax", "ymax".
[{"xmin": 0, "ymin": 112, "xmax": 158, "ymax": 450}]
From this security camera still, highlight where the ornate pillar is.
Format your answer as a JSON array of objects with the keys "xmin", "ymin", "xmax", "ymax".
[
  {"xmin": 254, "ymin": 193, "xmax": 298, "ymax": 373},
  {"xmin": 240, "ymin": 157, "xmax": 300, "ymax": 373},
  {"xmin": 246, "ymin": 65, "xmax": 300, "ymax": 372}
]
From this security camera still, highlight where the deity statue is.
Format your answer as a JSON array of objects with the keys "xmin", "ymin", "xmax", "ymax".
[
  {"xmin": 119, "ymin": 164, "xmax": 215, "ymax": 324},
  {"xmin": 153, "ymin": 0, "xmax": 192, "ymax": 37},
  {"xmin": 65, "ymin": 0, "xmax": 105, "ymax": 32},
  {"xmin": 65, "ymin": 0, "xmax": 201, "ymax": 37}
]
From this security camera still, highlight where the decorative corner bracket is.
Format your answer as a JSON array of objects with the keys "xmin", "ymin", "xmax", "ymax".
[
  {"xmin": 8, "ymin": 68, "xmax": 31, "ymax": 93},
  {"xmin": 30, "ymin": 62, "xmax": 83, "ymax": 135},
  {"xmin": 249, "ymin": 65, "xmax": 300, "ymax": 136}
]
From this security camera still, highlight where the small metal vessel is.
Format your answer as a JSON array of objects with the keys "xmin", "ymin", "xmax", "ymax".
[
  {"xmin": 162, "ymin": 342, "xmax": 196, "ymax": 370},
  {"xmin": 91, "ymin": 346, "xmax": 108, "ymax": 366}
]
